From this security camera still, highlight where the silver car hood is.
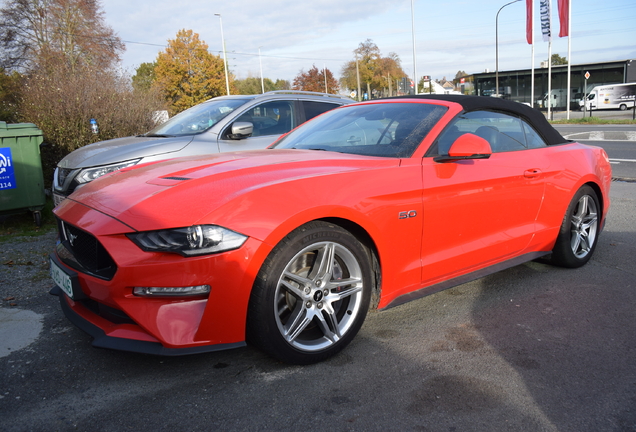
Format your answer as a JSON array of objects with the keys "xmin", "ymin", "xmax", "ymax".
[{"xmin": 57, "ymin": 135, "xmax": 195, "ymax": 169}]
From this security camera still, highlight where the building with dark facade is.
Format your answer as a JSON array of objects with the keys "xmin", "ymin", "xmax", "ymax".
[{"xmin": 472, "ymin": 59, "xmax": 635, "ymax": 109}]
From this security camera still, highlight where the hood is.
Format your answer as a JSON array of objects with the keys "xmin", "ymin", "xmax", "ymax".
[
  {"xmin": 61, "ymin": 149, "xmax": 399, "ymax": 231},
  {"xmin": 57, "ymin": 135, "xmax": 195, "ymax": 169}
]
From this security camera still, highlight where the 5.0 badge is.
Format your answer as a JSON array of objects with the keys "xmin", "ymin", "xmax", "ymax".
[{"xmin": 398, "ymin": 210, "xmax": 417, "ymax": 219}]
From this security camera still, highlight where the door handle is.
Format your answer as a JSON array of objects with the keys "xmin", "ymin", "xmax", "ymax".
[{"xmin": 524, "ymin": 168, "xmax": 542, "ymax": 179}]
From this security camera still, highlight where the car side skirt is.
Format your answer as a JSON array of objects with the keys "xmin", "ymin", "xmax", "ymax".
[
  {"xmin": 382, "ymin": 251, "xmax": 550, "ymax": 310},
  {"xmin": 50, "ymin": 286, "xmax": 246, "ymax": 356}
]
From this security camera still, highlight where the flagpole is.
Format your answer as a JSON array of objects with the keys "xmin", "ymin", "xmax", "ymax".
[
  {"xmin": 566, "ymin": 0, "xmax": 572, "ymax": 119},
  {"xmin": 531, "ymin": 0, "xmax": 535, "ymax": 108},
  {"xmin": 548, "ymin": 38, "xmax": 552, "ymax": 119},
  {"xmin": 546, "ymin": 0, "xmax": 552, "ymax": 120}
]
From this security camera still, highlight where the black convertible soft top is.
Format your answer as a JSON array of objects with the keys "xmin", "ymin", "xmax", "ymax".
[{"xmin": 388, "ymin": 94, "xmax": 567, "ymax": 146}]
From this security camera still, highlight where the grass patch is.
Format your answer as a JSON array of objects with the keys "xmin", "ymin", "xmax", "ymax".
[
  {"xmin": 0, "ymin": 197, "xmax": 56, "ymax": 242},
  {"xmin": 550, "ymin": 117, "xmax": 636, "ymax": 125}
]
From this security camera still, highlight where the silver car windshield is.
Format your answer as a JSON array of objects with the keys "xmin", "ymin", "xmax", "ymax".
[
  {"xmin": 273, "ymin": 102, "xmax": 447, "ymax": 158},
  {"xmin": 146, "ymin": 99, "xmax": 250, "ymax": 137}
]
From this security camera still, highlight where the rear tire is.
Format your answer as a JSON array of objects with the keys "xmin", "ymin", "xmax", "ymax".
[
  {"xmin": 247, "ymin": 221, "xmax": 372, "ymax": 365},
  {"xmin": 549, "ymin": 185, "xmax": 600, "ymax": 268}
]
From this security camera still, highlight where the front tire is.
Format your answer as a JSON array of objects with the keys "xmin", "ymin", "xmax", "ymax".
[
  {"xmin": 549, "ymin": 185, "xmax": 600, "ymax": 268},
  {"xmin": 247, "ymin": 221, "xmax": 372, "ymax": 364}
]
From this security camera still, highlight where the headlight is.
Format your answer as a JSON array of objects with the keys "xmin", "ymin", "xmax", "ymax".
[
  {"xmin": 127, "ymin": 225, "xmax": 248, "ymax": 256},
  {"xmin": 76, "ymin": 159, "xmax": 141, "ymax": 184}
]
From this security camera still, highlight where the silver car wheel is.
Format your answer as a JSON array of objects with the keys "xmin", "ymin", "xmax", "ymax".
[
  {"xmin": 569, "ymin": 194, "xmax": 598, "ymax": 259},
  {"xmin": 274, "ymin": 241, "xmax": 364, "ymax": 353}
]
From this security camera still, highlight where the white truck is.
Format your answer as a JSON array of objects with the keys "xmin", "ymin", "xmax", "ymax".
[
  {"xmin": 538, "ymin": 89, "xmax": 582, "ymax": 110},
  {"xmin": 580, "ymin": 82, "xmax": 636, "ymax": 111}
]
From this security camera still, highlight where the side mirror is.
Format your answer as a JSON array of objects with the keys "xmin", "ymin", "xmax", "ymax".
[
  {"xmin": 228, "ymin": 122, "xmax": 253, "ymax": 140},
  {"xmin": 434, "ymin": 133, "xmax": 492, "ymax": 163}
]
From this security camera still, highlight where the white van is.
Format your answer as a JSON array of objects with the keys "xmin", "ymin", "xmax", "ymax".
[{"xmin": 580, "ymin": 82, "xmax": 636, "ymax": 111}]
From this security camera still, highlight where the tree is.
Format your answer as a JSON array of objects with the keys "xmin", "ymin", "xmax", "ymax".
[
  {"xmin": 154, "ymin": 29, "xmax": 228, "ymax": 114},
  {"xmin": 274, "ymin": 79, "xmax": 291, "ymax": 90},
  {"xmin": 340, "ymin": 39, "xmax": 405, "ymax": 99},
  {"xmin": 376, "ymin": 52, "xmax": 406, "ymax": 96},
  {"xmin": 132, "ymin": 62, "xmax": 157, "ymax": 92},
  {"xmin": 19, "ymin": 58, "xmax": 166, "ymax": 185},
  {"xmin": 551, "ymin": 54, "xmax": 568, "ymax": 65},
  {"xmin": 453, "ymin": 70, "xmax": 469, "ymax": 85},
  {"xmin": 292, "ymin": 65, "xmax": 339, "ymax": 94},
  {"xmin": 0, "ymin": 68, "xmax": 21, "ymax": 122},
  {"xmin": 0, "ymin": 0, "xmax": 124, "ymax": 72},
  {"xmin": 234, "ymin": 76, "xmax": 278, "ymax": 95}
]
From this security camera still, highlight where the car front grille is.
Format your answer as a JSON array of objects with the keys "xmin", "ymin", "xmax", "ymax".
[{"xmin": 56, "ymin": 218, "xmax": 117, "ymax": 280}]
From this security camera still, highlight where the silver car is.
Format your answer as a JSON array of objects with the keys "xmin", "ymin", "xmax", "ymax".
[{"xmin": 53, "ymin": 91, "xmax": 351, "ymax": 205}]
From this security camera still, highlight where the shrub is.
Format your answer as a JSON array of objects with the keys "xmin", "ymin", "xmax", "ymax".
[{"xmin": 18, "ymin": 60, "xmax": 166, "ymax": 187}]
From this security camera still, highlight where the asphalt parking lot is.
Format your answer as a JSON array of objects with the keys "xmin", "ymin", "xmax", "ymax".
[{"xmin": 1, "ymin": 182, "xmax": 635, "ymax": 432}]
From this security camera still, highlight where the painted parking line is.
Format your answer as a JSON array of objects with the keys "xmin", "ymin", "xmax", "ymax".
[
  {"xmin": 609, "ymin": 158, "xmax": 636, "ymax": 164},
  {"xmin": 563, "ymin": 131, "xmax": 636, "ymax": 141}
]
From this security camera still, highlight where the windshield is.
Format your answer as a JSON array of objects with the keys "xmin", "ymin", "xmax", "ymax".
[
  {"xmin": 146, "ymin": 98, "xmax": 250, "ymax": 137},
  {"xmin": 273, "ymin": 102, "xmax": 447, "ymax": 158}
]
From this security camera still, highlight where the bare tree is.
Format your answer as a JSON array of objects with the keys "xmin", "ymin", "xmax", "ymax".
[{"xmin": 0, "ymin": 0, "xmax": 124, "ymax": 71}]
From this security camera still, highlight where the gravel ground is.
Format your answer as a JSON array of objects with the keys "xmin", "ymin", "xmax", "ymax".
[{"xmin": 0, "ymin": 230, "xmax": 57, "ymax": 313}]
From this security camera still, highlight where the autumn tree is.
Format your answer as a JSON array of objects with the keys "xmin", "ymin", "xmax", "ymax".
[
  {"xmin": 341, "ymin": 39, "xmax": 406, "ymax": 99},
  {"xmin": 292, "ymin": 65, "xmax": 339, "ymax": 94},
  {"xmin": 154, "ymin": 29, "xmax": 228, "ymax": 114},
  {"xmin": 0, "ymin": 0, "xmax": 124, "ymax": 71}
]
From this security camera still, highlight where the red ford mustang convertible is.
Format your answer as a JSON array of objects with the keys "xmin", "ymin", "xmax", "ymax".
[{"xmin": 50, "ymin": 95, "xmax": 611, "ymax": 364}]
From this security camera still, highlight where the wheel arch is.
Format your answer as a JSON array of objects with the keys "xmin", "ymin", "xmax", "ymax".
[
  {"xmin": 318, "ymin": 217, "xmax": 382, "ymax": 309},
  {"xmin": 582, "ymin": 180, "xmax": 607, "ymax": 229}
]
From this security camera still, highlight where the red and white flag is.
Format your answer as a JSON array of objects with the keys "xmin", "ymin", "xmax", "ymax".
[
  {"xmin": 526, "ymin": 0, "xmax": 533, "ymax": 44},
  {"xmin": 557, "ymin": 0, "xmax": 569, "ymax": 37}
]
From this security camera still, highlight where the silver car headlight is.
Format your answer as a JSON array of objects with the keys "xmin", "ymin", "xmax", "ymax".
[
  {"xmin": 127, "ymin": 225, "xmax": 248, "ymax": 256},
  {"xmin": 76, "ymin": 159, "xmax": 141, "ymax": 184}
]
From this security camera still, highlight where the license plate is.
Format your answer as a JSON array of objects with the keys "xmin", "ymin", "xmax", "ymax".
[
  {"xmin": 53, "ymin": 193, "xmax": 66, "ymax": 207},
  {"xmin": 50, "ymin": 258, "xmax": 74, "ymax": 299}
]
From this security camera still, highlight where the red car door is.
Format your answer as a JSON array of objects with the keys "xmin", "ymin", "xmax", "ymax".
[{"xmin": 419, "ymin": 112, "xmax": 550, "ymax": 286}]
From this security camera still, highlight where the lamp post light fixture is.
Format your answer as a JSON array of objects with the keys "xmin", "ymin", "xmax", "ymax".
[
  {"xmin": 215, "ymin": 13, "xmax": 230, "ymax": 96},
  {"xmin": 495, "ymin": 0, "xmax": 522, "ymax": 98},
  {"xmin": 258, "ymin": 46, "xmax": 265, "ymax": 94}
]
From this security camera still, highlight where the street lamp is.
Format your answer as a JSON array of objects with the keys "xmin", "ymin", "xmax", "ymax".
[
  {"xmin": 411, "ymin": 0, "xmax": 418, "ymax": 94},
  {"xmin": 258, "ymin": 46, "xmax": 264, "ymax": 94},
  {"xmin": 215, "ymin": 13, "xmax": 230, "ymax": 96},
  {"xmin": 495, "ymin": 0, "xmax": 522, "ymax": 97}
]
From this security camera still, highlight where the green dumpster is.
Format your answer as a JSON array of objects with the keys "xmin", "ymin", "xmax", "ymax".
[{"xmin": 0, "ymin": 121, "xmax": 46, "ymax": 226}]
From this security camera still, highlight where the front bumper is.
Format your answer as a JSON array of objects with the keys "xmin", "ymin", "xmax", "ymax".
[
  {"xmin": 51, "ymin": 200, "xmax": 269, "ymax": 356},
  {"xmin": 50, "ymin": 285, "xmax": 245, "ymax": 355}
]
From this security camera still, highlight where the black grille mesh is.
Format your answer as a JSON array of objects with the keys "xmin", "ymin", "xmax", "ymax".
[{"xmin": 57, "ymin": 219, "xmax": 117, "ymax": 280}]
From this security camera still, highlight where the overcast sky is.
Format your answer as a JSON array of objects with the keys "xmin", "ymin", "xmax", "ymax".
[{"xmin": 101, "ymin": 0, "xmax": 636, "ymax": 86}]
